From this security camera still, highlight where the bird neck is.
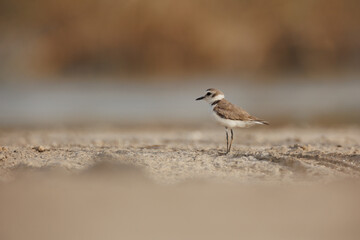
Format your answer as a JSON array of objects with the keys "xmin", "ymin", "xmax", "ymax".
[
  {"xmin": 209, "ymin": 95, "xmax": 224, "ymax": 105},
  {"xmin": 211, "ymin": 100, "xmax": 221, "ymax": 106}
]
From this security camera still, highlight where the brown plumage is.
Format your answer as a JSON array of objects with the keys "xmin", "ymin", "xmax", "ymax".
[
  {"xmin": 214, "ymin": 99, "xmax": 269, "ymax": 125},
  {"xmin": 196, "ymin": 88, "xmax": 269, "ymax": 154}
]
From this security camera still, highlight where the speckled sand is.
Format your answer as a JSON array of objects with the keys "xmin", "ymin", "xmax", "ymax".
[{"xmin": 1, "ymin": 126, "xmax": 359, "ymax": 183}]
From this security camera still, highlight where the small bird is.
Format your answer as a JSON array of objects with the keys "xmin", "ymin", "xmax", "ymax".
[{"xmin": 196, "ymin": 88, "xmax": 269, "ymax": 154}]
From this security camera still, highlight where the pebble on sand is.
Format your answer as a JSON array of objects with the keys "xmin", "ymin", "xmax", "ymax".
[{"xmin": 33, "ymin": 146, "xmax": 49, "ymax": 152}]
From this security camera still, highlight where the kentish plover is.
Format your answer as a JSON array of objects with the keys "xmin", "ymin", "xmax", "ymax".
[{"xmin": 196, "ymin": 88, "xmax": 269, "ymax": 154}]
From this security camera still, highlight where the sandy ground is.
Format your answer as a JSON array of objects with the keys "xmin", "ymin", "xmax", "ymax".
[
  {"xmin": 0, "ymin": 125, "xmax": 360, "ymax": 240},
  {"xmin": 0, "ymin": 125, "xmax": 359, "ymax": 183}
]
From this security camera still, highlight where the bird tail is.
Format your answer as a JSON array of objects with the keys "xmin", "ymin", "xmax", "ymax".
[{"xmin": 255, "ymin": 120, "xmax": 269, "ymax": 125}]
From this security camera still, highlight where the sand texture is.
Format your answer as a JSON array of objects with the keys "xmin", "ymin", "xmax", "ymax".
[
  {"xmin": 1, "ymin": 126, "xmax": 360, "ymax": 240},
  {"xmin": 0, "ymin": 126, "xmax": 359, "ymax": 183}
]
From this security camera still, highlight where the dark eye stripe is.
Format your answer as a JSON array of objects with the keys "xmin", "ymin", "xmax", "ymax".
[{"xmin": 211, "ymin": 93, "xmax": 216, "ymax": 97}]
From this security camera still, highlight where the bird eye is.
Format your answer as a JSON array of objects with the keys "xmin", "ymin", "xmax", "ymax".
[{"xmin": 206, "ymin": 92, "xmax": 211, "ymax": 96}]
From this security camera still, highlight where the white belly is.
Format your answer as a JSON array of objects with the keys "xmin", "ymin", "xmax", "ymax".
[{"xmin": 212, "ymin": 111, "xmax": 257, "ymax": 128}]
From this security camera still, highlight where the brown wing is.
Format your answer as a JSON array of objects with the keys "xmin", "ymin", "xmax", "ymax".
[{"xmin": 214, "ymin": 99, "xmax": 265, "ymax": 123}]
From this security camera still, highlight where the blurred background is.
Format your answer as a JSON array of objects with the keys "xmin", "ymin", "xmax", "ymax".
[
  {"xmin": 0, "ymin": 0, "xmax": 359, "ymax": 126},
  {"xmin": 1, "ymin": 3, "xmax": 360, "ymax": 239}
]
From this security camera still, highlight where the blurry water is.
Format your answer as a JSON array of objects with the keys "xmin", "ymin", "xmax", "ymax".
[{"xmin": 0, "ymin": 77, "xmax": 359, "ymax": 126}]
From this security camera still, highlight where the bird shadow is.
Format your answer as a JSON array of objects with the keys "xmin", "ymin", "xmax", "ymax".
[{"xmin": 216, "ymin": 151, "xmax": 229, "ymax": 156}]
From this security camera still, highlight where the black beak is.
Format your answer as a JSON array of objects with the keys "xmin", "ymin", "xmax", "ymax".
[{"xmin": 196, "ymin": 96, "xmax": 205, "ymax": 101}]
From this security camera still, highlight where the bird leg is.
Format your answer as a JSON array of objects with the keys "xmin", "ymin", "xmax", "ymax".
[
  {"xmin": 228, "ymin": 129, "xmax": 234, "ymax": 153},
  {"xmin": 225, "ymin": 127, "xmax": 229, "ymax": 154}
]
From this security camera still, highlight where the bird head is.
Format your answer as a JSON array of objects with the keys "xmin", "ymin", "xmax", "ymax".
[{"xmin": 196, "ymin": 88, "xmax": 224, "ymax": 104}]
